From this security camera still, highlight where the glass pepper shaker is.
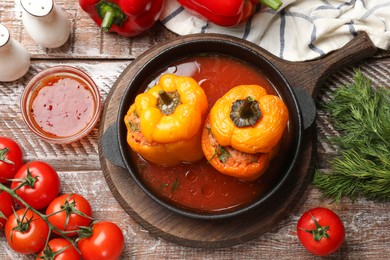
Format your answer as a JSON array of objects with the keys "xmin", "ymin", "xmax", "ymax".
[
  {"xmin": 21, "ymin": 0, "xmax": 70, "ymax": 48},
  {"xmin": 0, "ymin": 24, "xmax": 30, "ymax": 82}
]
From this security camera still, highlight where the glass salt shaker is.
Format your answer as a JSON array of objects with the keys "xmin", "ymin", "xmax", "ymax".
[
  {"xmin": 21, "ymin": 0, "xmax": 70, "ymax": 48},
  {"xmin": 0, "ymin": 24, "xmax": 30, "ymax": 82}
]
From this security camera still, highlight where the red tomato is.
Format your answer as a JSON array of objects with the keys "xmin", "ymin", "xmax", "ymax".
[
  {"xmin": 5, "ymin": 208, "xmax": 49, "ymax": 254},
  {"xmin": 36, "ymin": 238, "xmax": 81, "ymax": 260},
  {"xmin": 78, "ymin": 221, "xmax": 124, "ymax": 260},
  {"xmin": 297, "ymin": 207, "xmax": 345, "ymax": 256},
  {"xmin": 46, "ymin": 193, "xmax": 92, "ymax": 236},
  {"xmin": 0, "ymin": 137, "xmax": 23, "ymax": 183},
  {"xmin": 11, "ymin": 161, "xmax": 60, "ymax": 209},
  {"xmin": 0, "ymin": 191, "xmax": 15, "ymax": 229}
]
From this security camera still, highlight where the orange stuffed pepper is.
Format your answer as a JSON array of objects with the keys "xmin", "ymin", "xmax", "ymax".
[
  {"xmin": 125, "ymin": 74, "xmax": 208, "ymax": 166},
  {"xmin": 202, "ymin": 85, "xmax": 289, "ymax": 181}
]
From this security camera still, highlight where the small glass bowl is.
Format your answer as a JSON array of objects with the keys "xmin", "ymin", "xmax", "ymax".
[{"xmin": 20, "ymin": 66, "xmax": 102, "ymax": 144}]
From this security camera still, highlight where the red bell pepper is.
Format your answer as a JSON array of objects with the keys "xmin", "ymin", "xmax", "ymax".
[
  {"xmin": 178, "ymin": 0, "xmax": 282, "ymax": 27},
  {"xmin": 79, "ymin": 0, "xmax": 164, "ymax": 37}
]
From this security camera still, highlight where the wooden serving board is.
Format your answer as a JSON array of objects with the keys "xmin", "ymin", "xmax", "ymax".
[{"xmin": 98, "ymin": 32, "xmax": 376, "ymax": 248}]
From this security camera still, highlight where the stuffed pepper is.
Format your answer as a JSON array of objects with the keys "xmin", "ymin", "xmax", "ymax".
[
  {"xmin": 125, "ymin": 74, "xmax": 208, "ymax": 166},
  {"xmin": 202, "ymin": 84, "xmax": 288, "ymax": 181}
]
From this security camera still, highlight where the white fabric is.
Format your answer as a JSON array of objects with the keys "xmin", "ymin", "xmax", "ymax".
[{"xmin": 159, "ymin": 0, "xmax": 390, "ymax": 61}]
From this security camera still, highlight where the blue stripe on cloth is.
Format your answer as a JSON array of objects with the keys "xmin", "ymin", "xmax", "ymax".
[
  {"xmin": 336, "ymin": 0, "xmax": 356, "ymax": 9},
  {"xmin": 319, "ymin": 0, "xmax": 356, "ymax": 10},
  {"xmin": 286, "ymin": 11, "xmax": 313, "ymax": 23},
  {"xmin": 260, "ymin": 9, "xmax": 278, "ymax": 15},
  {"xmin": 314, "ymin": 5, "xmax": 337, "ymax": 11},
  {"xmin": 309, "ymin": 28, "xmax": 326, "ymax": 56},
  {"xmin": 308, "ymin": 43, "xmax": 326, "ymax": 56},
  {"xmin": 160, "ymin": 6, "xmax": 185, "ymax": 24},
  {"xmin": 285, "ymin": 11, "xmax": 325, "ymax": 56},
  {"xmin": 201, "ymin": 23, "xmax": 208, "ymax": 33},
  {"xmin": 360, "ymin": 2, "xmax": 390, "ymax": 20},
  {"xmin": 243, "ymin": 19, "xmax": 252, "ymax": 40},
  {"xmin": 243, "ymin": 5, "xmax": 261, "ymax": 39},
  {"xmin": 319, "ymin": 0, "xmax": 334, "ymax": 8},
  {"xmin": 348, "ymin": 20, "xmax": 358, "ymax": 36},
  {"xmin": 279, "ymin": 9, "xmax": 286, "ymax": 59}
]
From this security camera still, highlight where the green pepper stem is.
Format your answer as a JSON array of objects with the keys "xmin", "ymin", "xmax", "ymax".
[
  {"xmin": 158, "ymin": 90, "xmax": 172, "ymax": 105},
  {"xmin": 241, "ymin": 97, "xmax": 257, "ymax": 119},
  {"xmin": 230, "ymin": 97, "xmax": 261, "ymax": 127},
  {"xmin": 101, "ymin": 10, "xmax": 115, "ymax": 31},
  {"xmin": 260, "ymin": 0, "xmax": 282, "ymax": 10},
  {"xmin": 97, "ymin": 1, "xmax": 127, "ymax": 31},
  {"xmin": 157, "ymin": 90, "xmax": 181, "ymax": 115}
]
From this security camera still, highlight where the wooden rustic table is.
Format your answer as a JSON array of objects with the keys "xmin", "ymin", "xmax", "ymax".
[{"xmin": 1, "ymin": 0, "xmax": 389, "ymax": 259}]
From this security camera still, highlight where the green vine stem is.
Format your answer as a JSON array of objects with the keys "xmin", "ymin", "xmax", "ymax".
[{"xmin": 0, "ymin": 183, "xmax": 83, "ymax": 254}]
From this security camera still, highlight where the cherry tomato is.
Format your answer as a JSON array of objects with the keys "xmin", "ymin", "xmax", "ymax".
[
  {"xmin": 78, "ymin": 221, "xmax": 124, "ymax": 260},
  {"xmin": 297, "ymin": 207, "xmax": 345, "ymax": 256},
  {"xmin": 5, "ymin": 208, "xmax": 49, "ymax": 254},
  {"xmin": 0, "ymin": 137, "xmax": 23, "ymax": 183},
  {"xmin": 0, "ymin": 191, "xmax": 15, "ymax": 229},
  {"xmin": 11, "ymin": 161, "xmax": 60, "ymax": 210},
  {"xmin": 36, "ymin": 238, "xmax": 81, "ymax": 260},
  {"xmin": 46, "ymin": 193, "xmax": 93, "ymax": 236}
]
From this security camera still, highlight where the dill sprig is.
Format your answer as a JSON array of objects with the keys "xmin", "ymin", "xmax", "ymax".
[{"xmin": 313, "ymin": 70, "xmax": 390, "ymax": 202}]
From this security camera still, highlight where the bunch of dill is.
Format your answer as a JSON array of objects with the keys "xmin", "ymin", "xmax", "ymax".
[{"xmin": 313, "ymin": 70, "xmax": 390, "ymax": 202}]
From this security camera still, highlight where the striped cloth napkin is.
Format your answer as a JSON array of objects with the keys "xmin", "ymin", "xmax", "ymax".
[{"xmin": 159, "ymin": 0, "xmax": 390, "ymax": 61}]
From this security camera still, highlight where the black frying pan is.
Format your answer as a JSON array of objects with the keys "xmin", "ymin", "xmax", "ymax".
[{"xmin": 102, "ymin": 33, "xmax": 319, "ymax": 219}]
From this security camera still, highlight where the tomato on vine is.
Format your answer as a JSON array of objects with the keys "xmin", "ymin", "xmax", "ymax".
[
  {"xmin": 5, "ymin": 208, "xmax": 49, "ymax": 254},
  {"xmin": 46, "ymin": 193, "xmax": 93, "ymax": 236},
  {"xmin": 297, "ymin": 207, "xmax": 345, "ymax": 256},
  {"xmin": 0, "ymin": 137, "xmax": 23, "ymax": 183},
  {"xmin": 77, "ymin": 221, "xmax": 124, "ymax": 260},
  {"xmin": 11, "ymin": 161, "xmax": 60, "ymax": 210},
  {"xmin": 0, "ymin": 191, "xmax": 15, "ymax": 229},
  {"xmin": 36, "ymin": 238, "xmax": 81, "ymax": 260}
]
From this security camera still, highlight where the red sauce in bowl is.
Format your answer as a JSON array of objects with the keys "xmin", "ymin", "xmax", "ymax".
[
  {"xmin": 30, "ymin": 75, "xmax": 95, "ymax": 137},
  {"xmin": 131, "ymin": 55, "xmax": 293, "ymax": 214},
  {"xmin": 21, "ymin": 66, "xmax": 101, "ymax": 144}
]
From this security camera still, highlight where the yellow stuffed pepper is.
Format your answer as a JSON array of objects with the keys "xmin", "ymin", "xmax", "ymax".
[
  {"xmin": 125, "ymin": 74, "xmax": 208, "ymax": 166},
  {"xmin": 202, "ymin": 84, "xmax": 289, "ymax": 181}
]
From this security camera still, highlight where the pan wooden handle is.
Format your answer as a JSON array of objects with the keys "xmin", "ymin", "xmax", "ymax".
[{"xmin": 262, "ymin": 32, "xmax": 377, "ymax": 97}]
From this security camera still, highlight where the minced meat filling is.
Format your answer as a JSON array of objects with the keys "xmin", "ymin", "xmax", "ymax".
[
  {"xmin": 126, "ymin": 112, "xmax": 159, "ymax": 147},
  {"xmin": 205, "ymin": 122, "xmax": 263, "ymax": 167}
]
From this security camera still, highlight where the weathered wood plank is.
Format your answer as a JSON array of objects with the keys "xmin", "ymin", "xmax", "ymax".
[
  {"xmin": 0, "ymin": 0, "xmax": 176, "ymax": 59},
  {"xmin": 0, "ymin": 61, "xmax": 129, "ymax": 170},
  {"xmin": 1, "ymin": 0, "xmax": 390, "ymax": 257}
]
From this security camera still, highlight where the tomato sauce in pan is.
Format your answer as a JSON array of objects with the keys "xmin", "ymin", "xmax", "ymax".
[{"xmin": 131, "ymin": 55, "xmax": 293, "ymax": 214}]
